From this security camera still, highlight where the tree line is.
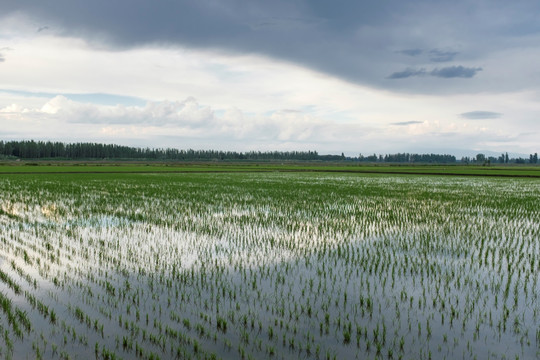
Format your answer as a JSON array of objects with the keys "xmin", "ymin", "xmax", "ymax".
[
  {"xmin": 461, "ymin": 152, "xmax": 538, "ymax": 165},
  {"xmin": 0, "ymin": 140, "xmax": 537, "ymax": 164},
  {"xmin": 0, "ymin": 140, "xmax": 323, "ymax": 161},
  {"xmin": 359, "ymin": 153, "xmax": 456, "ymax": 163}
]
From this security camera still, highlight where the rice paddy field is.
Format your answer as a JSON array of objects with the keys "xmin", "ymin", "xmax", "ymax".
[{"xmin": 0, "ymin": 170, "xmax": 538, "ymax": 359}]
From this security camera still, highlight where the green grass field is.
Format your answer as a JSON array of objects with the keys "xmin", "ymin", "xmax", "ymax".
[{"xmin": 1, "ymin": 161, "xmax": 539, "ymax": 177}]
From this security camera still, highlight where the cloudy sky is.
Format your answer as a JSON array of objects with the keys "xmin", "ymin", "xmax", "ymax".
[{"xmin": 1, "ymin": 1, "xmax": 539, "ymax": 156}]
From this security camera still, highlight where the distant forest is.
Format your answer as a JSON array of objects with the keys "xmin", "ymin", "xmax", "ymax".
[{"xmin": 0, "ymin": 140, "xmax": 537, "ymax": 164}]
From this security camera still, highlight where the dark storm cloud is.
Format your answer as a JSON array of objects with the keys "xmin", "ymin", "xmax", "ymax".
[
  {"xmin": 430, "ymin": 66, "xmax": 482, "ymax": 78},
  {"xmin": 391, "ymin": 121, "xmax": 423, "ymax": 126},
  {"xmin": 397, "ymin": 49, "xmax": 423, "ymax": 57},
  {"xmin": 397, "ymin": 48, "xmax": 458, "ymax": 62},
  {"xmin": 460, "ymin": 111, "xmax": 502, "ymax": 119},
  {"xmin": 387, "ymin": 68, "xmax": 427, "ymax": 79},
  {"xmin": 248, "ymin": 17, "xmax": 327, "ymax": 31},
  {"xmin": 389, "ymin": 66, "xmax": 481, "ymax": 79},
  {"xmin": 429, "ymin": 49, "xmax": 458, "ymax": 62},
  {"xmin": 1, "ymin": 0, "xmax": 538, "ymax": 94}
]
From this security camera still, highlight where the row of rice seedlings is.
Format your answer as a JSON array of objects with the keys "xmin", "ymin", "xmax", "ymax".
[
  {"xmin": 0, "ymin": 172, "xmax": 538, "ymax": 359},
  {"xmin": 0, "ymin": 291, "xmax": 31, "ymax": 338}
]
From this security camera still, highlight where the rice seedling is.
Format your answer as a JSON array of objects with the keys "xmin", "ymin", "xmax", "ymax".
[{"xmin": 0, "ymin": 172, "xmax": 537, "ymax": 359}]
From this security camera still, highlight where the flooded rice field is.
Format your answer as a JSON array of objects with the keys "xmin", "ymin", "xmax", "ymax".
[{"xmin": 0, "ymin": 172, "xmax": 538, "ymax": 359}]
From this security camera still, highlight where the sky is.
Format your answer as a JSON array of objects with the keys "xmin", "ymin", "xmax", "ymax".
[{"xmin": 1, "ymin": 1, "xmax": 539, "ymax": 156}]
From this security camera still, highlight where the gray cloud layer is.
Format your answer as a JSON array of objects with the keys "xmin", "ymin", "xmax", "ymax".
[
  {"xmin": 397, "ymin": 48, "xmax": 459, "ymax": 63},
  {"xmin": 428, "ymin": 49, "xmax": 459, "ymax": 62},
  {"xmin": 1, "ymin": 0, "xmax": 539, "ymax": 94},
  {"xmin": 388, "ymin": 68, "xmax": 427, "ymax": 79},
  {"xmin": 391, "ymin": 121, "xmax": 423, "ymax": 126},
  {"xmin": 397, "ymin": 49, "xmax": 423, "ymax": 57},
  {"xmin": 431, "ymin": 66, "xmax": 482, "ymax": 78},
  {"xmin": 389, "ymin": 66, "xmax": 482, "ymax": 79},
  {"xmin": 460, "ymin": 111, "xmax": 502, "ymax": 119}
]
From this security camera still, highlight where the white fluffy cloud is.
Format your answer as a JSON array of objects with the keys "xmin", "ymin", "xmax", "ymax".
[
  {"xmin": 1, "ymin": 96, "xmax": 372, "ymax": 144},
  {"xmin": 39, "ymin": 96, "xmax": 214, "ymax": 127},
  {"xmin": 2, "ymin": 93, "xmax": 536, "ymax": 156}
]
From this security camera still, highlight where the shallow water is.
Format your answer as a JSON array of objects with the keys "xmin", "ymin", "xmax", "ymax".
[{"xmin": 0, "ymin": 172, "xmax": 538, "ymax": 360}]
